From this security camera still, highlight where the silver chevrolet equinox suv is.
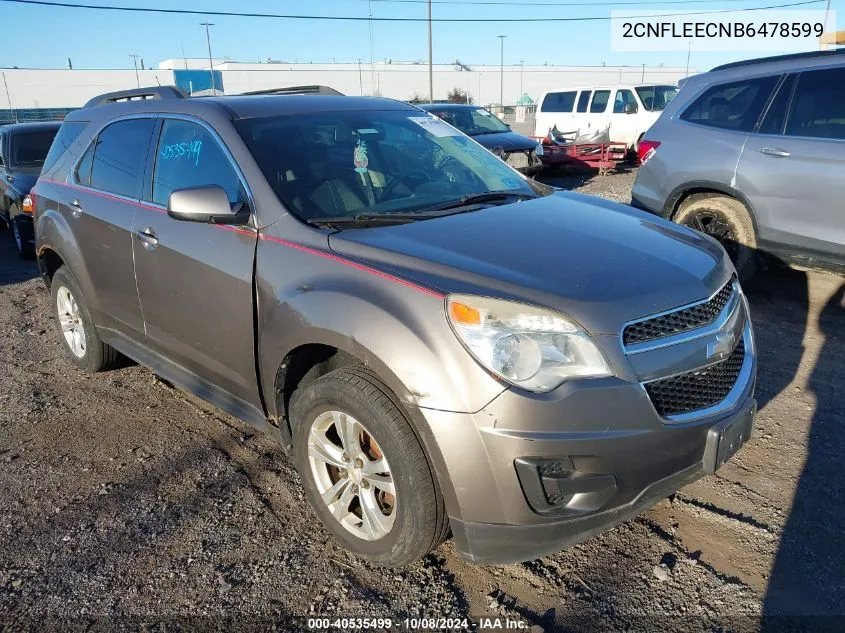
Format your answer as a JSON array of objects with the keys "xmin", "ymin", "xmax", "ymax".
[
  {"xmin": 633, "ymin": 49, "xmax": 845, "ymax": 280},
  {"xmin": 32, "ymin": 86, "xmax": 757, "ymax": 567}
]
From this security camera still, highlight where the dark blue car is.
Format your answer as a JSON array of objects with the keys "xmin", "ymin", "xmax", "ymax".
[
  {"xmin": 0, "ymin": 121, "xmax": 61, "ymax": 258},
  {"xmin": 420, "ymin": 104, "xmax": 542, "ymax": 175}
]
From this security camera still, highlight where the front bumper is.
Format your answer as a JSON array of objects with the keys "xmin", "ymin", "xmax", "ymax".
[
  {"xmin": 448, "ymin": 397, "xmax": 755, "ymax": 564},
  {"xmin": 416, "ymin": 290, "xmax": 756, "ymax": 564}
]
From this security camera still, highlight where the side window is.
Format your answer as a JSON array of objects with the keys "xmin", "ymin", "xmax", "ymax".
[
  {"xmin": 0, "ymin": 133, "xmax": 5, "ymax": 166},
  {"xmin": 590, "ymin": 90, "xmax": 611, "ymax": 113},
  {"xmin": 89, "ymin": 118, "xmax": 156, "ymax": 197},
  {"xmin": 152, "ymin": 119, "xmax": 242, "ymax": 207},
  {"xmin": 43, "ymin": 121, "xmax": 88, "ymax": 172},
  {"xmin": 541, "ymin": 91, "xmax": 577, "ymax": 113},
  {"xmin": 75, "ymin": 144, "xmax": 95, "ymax": 187},
  {"xmin": 613, "ymin": 89, "xmax": 638, "ymax": 114},
  {"xmin": 785, "ymin": 67, "xmax": 845, "ymax": 140},
  {"xmin": 576, "ymin": 91, "xmax": 592, "ymax": 113},
  {"xmin": 758, "ymin": 75, "xmax": 797, "ymax": 136},
  {"xmin": 680, "ymin": 75, "xmax": 779, "ymax": 132}
]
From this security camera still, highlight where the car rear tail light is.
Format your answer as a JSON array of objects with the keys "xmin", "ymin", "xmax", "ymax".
[
  {"xmin": 22, "ymin": 194, "xmax": 35, "ymax": 214},
  {"xmin": 638, "ymin": 140, "xmax": 661, "ymax": 165}
]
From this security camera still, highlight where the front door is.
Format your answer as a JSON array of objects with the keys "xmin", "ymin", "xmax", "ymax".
[
  {"xmin": 132, "ymin": 117, "xmax": 260, "ymax": 406},
  {"xmin": 736, "ymin": 66, "xmax": 845, "ymax": 261},
  {"xmin": 610, "ymin": 88, "xmax": 640, "ymax": 147}
]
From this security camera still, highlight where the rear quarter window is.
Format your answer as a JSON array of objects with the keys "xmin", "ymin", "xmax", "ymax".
[
  {"xmin": 680, "ymin": 75, "xmax": 779, "ymax": 132},
  {"xmin": 541, "ymin": 91, "xmax": 577, "ymax": 113},
  {"xmin": 42, "ymin": 121, "xmax": 88, "ymax": 172}
]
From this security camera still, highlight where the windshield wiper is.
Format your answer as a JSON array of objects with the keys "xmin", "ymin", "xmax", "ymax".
[
  {"xmin": 307, "ymin": 192, "xmax": 536, "ymax": 228},
  {"xmin": 409, "ymin": 191, "xmax": 537, "ymax": 216},
  {"xmin": 306, "ymin": 214, "xmax": 418, "ymax": 228}
]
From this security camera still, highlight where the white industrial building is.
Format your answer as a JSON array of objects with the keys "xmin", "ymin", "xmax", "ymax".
[{"xmin": 1, "ymin": 58, "xmax": 692, "ymax": 122}]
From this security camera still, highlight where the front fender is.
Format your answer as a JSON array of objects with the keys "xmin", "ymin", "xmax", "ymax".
[{"xmin": 257, "ymin": 285, "xmax": 505, "ymax": 418}]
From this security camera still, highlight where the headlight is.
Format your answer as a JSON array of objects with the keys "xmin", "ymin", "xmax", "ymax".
[
  {"xmin": 446, "ymin": 295, "xmax": 611, "ymax": 393},
  {"xmin": 535, "ymin": 143, "xmax": 544, "ymax": 157}
]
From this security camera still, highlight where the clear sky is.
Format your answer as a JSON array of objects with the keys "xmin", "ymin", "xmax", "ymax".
[{"xmin": 0, "ymin": 0, "xmax": 840, "ymax": 72}]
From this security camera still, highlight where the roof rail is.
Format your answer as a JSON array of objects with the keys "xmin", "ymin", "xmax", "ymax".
[
  {"xmin": 240, "ymin": 85, "xmax": 344, "ymax": 96},
  {"xmin": 711, "ymin": 48, "xmax": 845, "ymax": 72},
  {"xmin": 84, "ymin": 86, "xmax": 188, "ymax": 108}
]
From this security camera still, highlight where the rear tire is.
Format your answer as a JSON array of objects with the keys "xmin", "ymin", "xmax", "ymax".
[
  {"xmin": 674, "ymin": 194, "xmax": 758, "ymax": 281},
  {"xmin": 51, "ymin": 266, "xmax": 122, "ymax": 373},
  {"xmin": 290, "ymin": 366, "xmax": 448, "ymax": 567}
]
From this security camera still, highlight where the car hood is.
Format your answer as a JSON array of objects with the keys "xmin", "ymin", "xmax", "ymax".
[
  {"xmin": 470, "ymin": 131, "xmax": 537, "ymax": 152},
  {"xmin": 328, "ymin": 192, "xmax": 733, "ymax": 335}
]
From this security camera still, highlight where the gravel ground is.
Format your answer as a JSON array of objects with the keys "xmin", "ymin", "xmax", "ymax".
[{"xmin": 1, "ymin": 168, "xmax": 843, "ymax": 632}]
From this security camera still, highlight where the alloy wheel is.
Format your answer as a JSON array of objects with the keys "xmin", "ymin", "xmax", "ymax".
[
  {"xmin": 307, "ymin": 410, "xmax": 397, "ymax": 541},
  {"xmin": 684, "ymin": 211, "xmax": 739, "ymax": 260},
  {"xmin": 56, "ymin": 286, "xmax": 87, "ymax": 358}
]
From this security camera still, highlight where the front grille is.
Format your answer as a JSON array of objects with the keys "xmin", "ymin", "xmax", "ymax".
[
  {"xmin": 505, "ymin": 151, "xmax": 531, "ymax": 169},
  {"xmin": 623, "ymin": 278, "xmax": 736, "ymax": 346},
  {"xmin": 645, "ymin": 339, "xmax": 745, "ymax": 417}
]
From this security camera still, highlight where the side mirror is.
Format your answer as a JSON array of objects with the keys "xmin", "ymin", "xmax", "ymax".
[
  {"xmin": 167, "ymin": 186, "xmax": 248, "ymax": 225},
  {"xmin": 624, "ymin": 103, "xmax": 638, "ymax": 115}
]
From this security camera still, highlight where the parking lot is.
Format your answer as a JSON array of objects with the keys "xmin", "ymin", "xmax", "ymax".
[{"xmin": 1, "ymin": 168, "xmax": 843, "ymax": 632}]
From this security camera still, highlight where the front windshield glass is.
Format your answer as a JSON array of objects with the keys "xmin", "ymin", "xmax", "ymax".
[
  {"xmin": 429, "ymin": 107, "xmax": 510, "ymax": 136},
  {"xmin": 235, "ymin": 109, "xmax": 535, "ymax": 222},
  {"xmin": 635, "ymin": 85, "xmax": 679, "ymax": 111},
  {"xmin": 10, "ymin": 130, "xmax": 59, "ymax": 167}
]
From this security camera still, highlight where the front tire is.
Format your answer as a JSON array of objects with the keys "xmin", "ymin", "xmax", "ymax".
[
  {"xmin": 290, "ymin": 366, "xmax": 448, "ymax": 567},
  {"xmin": 674, "ymin": 194, "xmax": 758, "ymax": 281},
  {"xmin": 51, "ymin": 266, "xmax": 122, "ymax": 373},
  {"xmin": 10, "ymin": 216, "xmax": 35, "ymax": 259}
]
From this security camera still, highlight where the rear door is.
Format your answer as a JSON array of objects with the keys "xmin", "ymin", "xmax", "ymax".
[
  {"xmin": 63, "ymin": 117, "xmax": 156, "ymax": 336},
  {"xmin": 736, "ymin": 65, "xmax": 845, "ymax": 261},
  {"xmin": 585, "ymin": 89, "xmax": 612, "ymax": 139},
  {"xmin": 571, "ymin": 89, "xmax": 592, "ymax": 137},
  {"xmin": 132, "ymin": 116, "xmax": 260, "ymax": 406}
]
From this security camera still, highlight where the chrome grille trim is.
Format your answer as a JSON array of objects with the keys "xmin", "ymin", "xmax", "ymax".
[{"xmin": 623, "ymin": 277, "xmax": 738, "ymax": 349}]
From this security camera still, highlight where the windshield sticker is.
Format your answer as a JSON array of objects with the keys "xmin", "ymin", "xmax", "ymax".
[
  {"xmin": 357, "ymin": 128, "xmax": 379, "ymax": 135},
  {"xmin": 160, "ymin": 140, "xmax": 202, "ymax": 167},
  {"xmin": 353, "ymin": 139, "xmax": 369, "ymax": 174},
  {"xmin": 408, "ymin": 116, "xmax": 462, "ymax": 138}
]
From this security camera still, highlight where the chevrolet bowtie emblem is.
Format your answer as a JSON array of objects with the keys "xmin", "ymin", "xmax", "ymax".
[{"xmin": 707, "ymin": 326, "xmax": 739, "ymax": 360}]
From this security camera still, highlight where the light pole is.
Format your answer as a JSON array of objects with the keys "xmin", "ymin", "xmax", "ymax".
[
  {"xmin": 200, "ymin": 22, "xmax": 217, "ymax": 93},
  {"xmin": 685, "ymin": 42, "xmax": 692, "ymax": 77},
  {"xmin": 358, "ymin": 59, "xmax": 364, "ymax": 96},
  {"xmin": 427, "ymin": 0, "xmax": 434, "ymax": 103},
  {"xmin": 519, "ymin": 60, "xmax": 524, "ymax": 99},
  {"xmin": 641, "ymin": 63, "xmax": 645, "ymax": 82},
  {"xmin": 498, "ymin": 35, "xmax": 506, "ymax": 106},
  {"xmin": 129, "ymin": 53, "xmax": 140, "ymax": 88}
]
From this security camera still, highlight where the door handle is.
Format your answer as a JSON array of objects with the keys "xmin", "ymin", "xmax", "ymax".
[
  {"xmin": 136, "ymin": 227, "xmax": 159, "ymax": 249},
  {"xmin": 69, "ymin": 199, "xmax": 82, "ymax": 218},
  {"xmin": 760, "ymin": 147, "xmax": 791, "ymax": 158}
]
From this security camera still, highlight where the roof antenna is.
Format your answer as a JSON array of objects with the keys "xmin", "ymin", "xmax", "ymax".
[{"xmin": 156, "ymin": 76, "xmax": 161, "ymax": 86}]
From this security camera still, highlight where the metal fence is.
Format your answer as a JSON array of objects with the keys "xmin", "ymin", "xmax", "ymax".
[{"xmin": 0, "ymin": 108, "xmax": 76, "ymax": 125}]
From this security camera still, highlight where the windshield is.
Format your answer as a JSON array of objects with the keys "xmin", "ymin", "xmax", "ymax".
[
  {"xmin": 235, "ymin": 109, "xmax": 537, "ymax": 223},
  {"xmin": 428, "ymin": 107, "xmax": 510, "ymax": 136},
  {"xmin": 635, "ymin": 85, "xmax": 679, "ymax": 112},
  {"xmin": 10, "ymin": 130, "xmax": 59, "ymax": 167}
]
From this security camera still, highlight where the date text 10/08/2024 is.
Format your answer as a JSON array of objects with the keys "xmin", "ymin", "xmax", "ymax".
[{"xmin": 306, "ymin": 617, "xmax": 533, "ymax": 630}]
